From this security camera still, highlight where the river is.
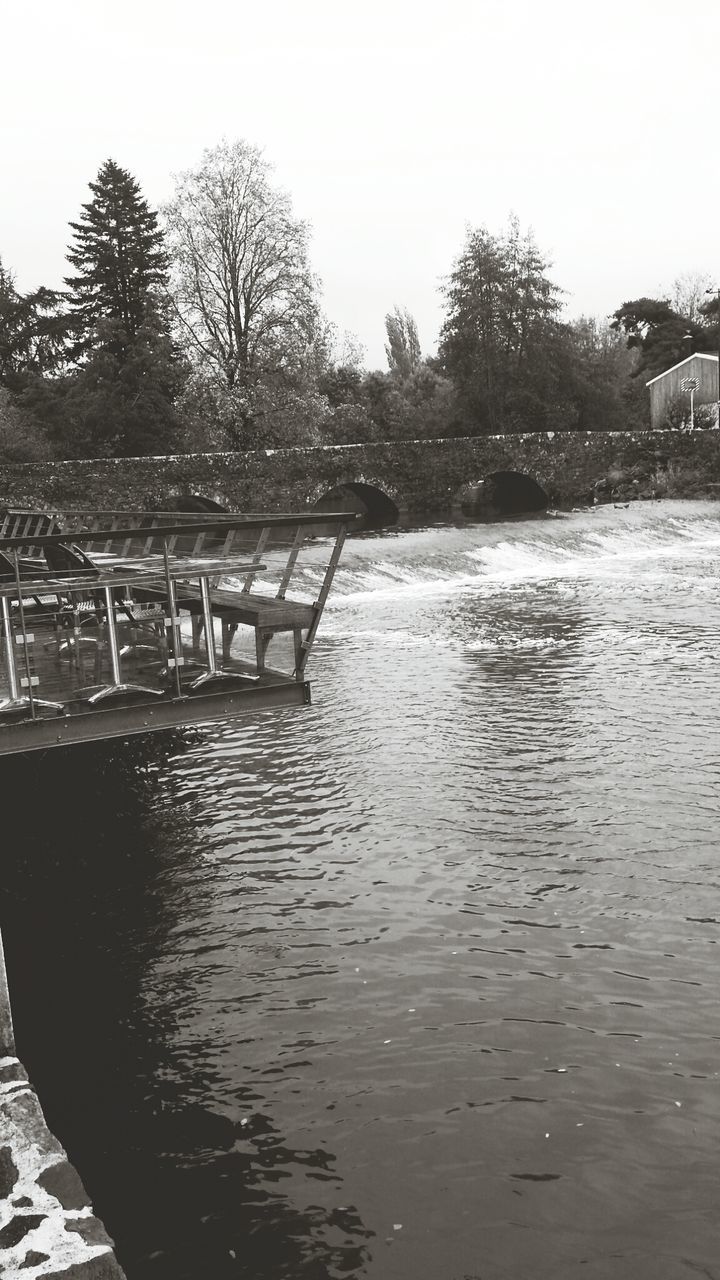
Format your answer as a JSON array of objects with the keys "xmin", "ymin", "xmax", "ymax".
[{"xmin": 2, "ymin": 498, "xmax": 720, "ymax": 1280}]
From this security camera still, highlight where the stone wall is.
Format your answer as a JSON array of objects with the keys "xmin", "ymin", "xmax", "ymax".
[
  {"xmin": 0, "ymin": 933, "xmax": 126, "ymax": 1279},
  {"xmin": 0, "ymin": 429, "xmax": 718, "ymax": 516}
]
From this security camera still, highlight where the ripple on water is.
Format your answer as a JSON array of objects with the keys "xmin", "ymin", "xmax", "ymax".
[{"xmin": 3, "ymin": 501, "xmax": 720, "ymax": 1279}]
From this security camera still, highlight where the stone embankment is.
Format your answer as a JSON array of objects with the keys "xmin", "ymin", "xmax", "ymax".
[{"xmin": 0, "ymin": 934, "xmax": 126, "ymax": 1279}]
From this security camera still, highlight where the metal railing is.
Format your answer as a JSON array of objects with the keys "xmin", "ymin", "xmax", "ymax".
[{"xmin": 0, "ymin": 510, "xmax": 353, "ymax": 748}]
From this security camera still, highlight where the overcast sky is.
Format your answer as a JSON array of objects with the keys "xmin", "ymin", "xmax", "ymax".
[{"xmin": 3, "ymin": 0, "xmax": 719, "ymax": 368}]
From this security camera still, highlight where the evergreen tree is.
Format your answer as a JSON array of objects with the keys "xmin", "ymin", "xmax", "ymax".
[
  {"xmin": 59, "ymin": 312, "xmax": 188, "ymax": 458},
  {"xmin": 58, "ymin": 162, "xmax": 188, "ymax": 456},
  {"xmin": 439, "ymin": 216, "xmax": 565, "ymax": 432},
  {"xmin": 65, "ymin": 159, "xmax": 168, "ymax": 358},
  {"xmin": 611, "ymin": 297, "xmax": 715, "ymax": 381},
  {"xmin": 0, "ymin": 258, "xmax": 69, "ymax": 389}
]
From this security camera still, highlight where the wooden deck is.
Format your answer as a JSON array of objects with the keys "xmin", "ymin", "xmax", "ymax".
[{"xmin": 0, "ymin": 509, "xmax": 353, "ymax": 756}]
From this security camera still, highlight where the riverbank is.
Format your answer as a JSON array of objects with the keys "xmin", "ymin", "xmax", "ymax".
[
  {"xmin": 0, "ymin": 932, "xmax": 126, "ymax": 1279},
  {"xmin": 589, "ymin": 451, "xmax": 720, "ymax": 505}
]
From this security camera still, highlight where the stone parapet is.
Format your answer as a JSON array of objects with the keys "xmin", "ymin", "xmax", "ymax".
[{"xmin": 0, "ymin": 429, "xmax": 718, "ymax": 516}]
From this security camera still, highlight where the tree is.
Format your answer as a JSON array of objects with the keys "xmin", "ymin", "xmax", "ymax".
[
  {"xmin": 58, "ymin": 162, "xmax": 188, "ymax": 456},
  {"xmin": 318, "ymin": 362, "xmax": 364, "ymax": 409},
  {"xmin": 439, "ymin": 215, "xmax": 565, "ymax": 432},
  {"xmin": 393, "ymin": 363, "xmax": 458, "ymax": 438},
  {"xmin": 65, "ymin": 159, "xmax": 169, "ymax": 359},
  {"xmin": 559, "ymin": 316, "xmax": 641, "ymax": 431},
  {"xmin": 0, "ymin": 385, "xmax": 55, "ymax": 461},
  {"xmin": 385, "ymin": 306, "xmax": 421, "ymax": 378},
  {"xmin": 0, "ymin": 258, "xmax": 69, "ymax": 460},
  {"xmin": 610, "ymin": 296, "xmax": 715, "ymax": 380},
  {"xmin": 0, "ymin": 259, "xmax": 70, "ymax": 390},
  {"xmin": 164, "ymin": 140, "xmax": 321, "ymax": 421},
  {"xmin": 57, "ymin": 312, "xmax": 188, "ymax": 458},
  {"xmin": 670, "ymin": 271, "xmax": 716, "ymax": 324}
]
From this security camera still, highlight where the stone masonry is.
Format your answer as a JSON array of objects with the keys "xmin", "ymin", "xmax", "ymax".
[
  {"xmin": 0, "ymin": 934, "xmax": 126, "ymax": 1280},
  {"xmin": 0, "ymin": 429, "xmax": 718, "ymax": 517}
]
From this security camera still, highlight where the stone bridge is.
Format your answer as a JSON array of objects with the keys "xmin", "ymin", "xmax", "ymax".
[{"xmin": 1, "ymin": 430, "xmax": 719, "ymax": 524}]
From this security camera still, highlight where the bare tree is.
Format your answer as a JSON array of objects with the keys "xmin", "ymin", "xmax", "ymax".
[
  {"xmin": 163, "ymin": 140, "xmax": 320, "ymax": 392},
  {"xmin": 669, "ymin": 271, "xmax": 715, "ymax": 324}
]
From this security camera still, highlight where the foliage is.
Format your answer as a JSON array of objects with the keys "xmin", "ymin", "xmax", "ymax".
[
  {"xmin": 318, "ymin": 402, "xmax": 374, "ymax": 446},
  {"xmin": 318, "ymin": 363, "xmax": 364, "ymax": 410},
  {"xmin": 0, "ymin": 386, "xmax": 55, "ymax": 461},
  {"xmin": 0, "ymin": 260, "xmax": 70, "ymax": 390},
  {"xmin": 384, "ymin": 365, "xmax": 457, "ymax": 438},
  {"xmin": 385, "ymin": 306, "xmax": 421, "ymax": 378},
  {"xmin": 177, "ymin": 367, "xmax": 328, "ymax": 453},
  {"xmin": 439, "ymin": 215, "xmax": 565, "ymax": 431},
  {"xmin": 610, "ymin": 296, "xmax": 716, "ymax": 381},
  {"xmin": 398, "ymin": 364, "xmax": 459, "ymax": 437},
  {"xmin": 49, "ymin": 312, "xmax": 187, "ymax": 458},
  {"xmin": 0, "ymin": 260, "xmax": 67, "ymax": 460},
  {"xmin": 65, "ymin": 159, "xmax": 169, "ymax": 360},
  {"xmin": 559, "ymin": 316, "xmax": 644, "ymax": 431},
  {"xmin": 322, "ymin": 363, "xmax": 458, "ymax": 442}
]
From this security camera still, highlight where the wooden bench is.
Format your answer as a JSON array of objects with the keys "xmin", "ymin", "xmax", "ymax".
[{"xmin": 127, "ymin": 578, "xmax": 318, "ymax": 675}]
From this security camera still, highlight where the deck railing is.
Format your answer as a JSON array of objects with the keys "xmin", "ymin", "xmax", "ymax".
[{"xmin": 0, "ymin": 510, "xmax": 353, "ymax": 755}]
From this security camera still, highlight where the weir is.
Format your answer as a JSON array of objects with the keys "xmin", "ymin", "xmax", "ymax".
[{"xmin": 0, "ymin": 508, "xmax": 352, "ymax": 757}]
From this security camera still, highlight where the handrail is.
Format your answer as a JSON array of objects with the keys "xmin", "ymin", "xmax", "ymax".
[
  {"xmin": 0, "ymin": 560, "xmax": 266, "ymax": 598},
  {"xmin": 0, "ymin": 510, "xmax": 353, "ymax": 712},
  {"xmin": 0, "ymin": 509, "xmax": 352, "ymax": 751},
  {"xmin": 0, "ymin": 511, "xmax": 356, "ymax": 551}
]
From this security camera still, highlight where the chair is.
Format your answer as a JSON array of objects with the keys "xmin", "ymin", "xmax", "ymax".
[
  {"xmin": 0, "ymin": 550, "xmax": 48, "ymax": 611},
  {"xmin": 42, "ymin": 542, "xmax": 105, "ymax": 679}
]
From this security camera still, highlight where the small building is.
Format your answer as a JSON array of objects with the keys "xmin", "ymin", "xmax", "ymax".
[{"xmin": 646, "ymin": 353, "xmax": 719, "ymax": 429}]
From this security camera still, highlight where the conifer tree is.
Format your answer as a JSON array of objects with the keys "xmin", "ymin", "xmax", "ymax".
[
  {"xmin": 56, "ymin": 161, "xmax": 189, "ymax": 457},
  {"xmin": 65, "ymin": 159, "xmax": 168, "ymax": 357},
  {"xmin": 0, "ymin": 258, "xmax": 69, "ymax": 388},
  {"xmin": 439, "ymin": 215, "xmax": 565, "ymax": 432}
]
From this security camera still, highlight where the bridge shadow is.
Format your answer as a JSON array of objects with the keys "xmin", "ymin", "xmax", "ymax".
[
  {"xmin": 458, "ymin": 470, "xmax": 549, "ymax": 519},
  {"xmin": 312, "ymin": 482, "xmax": 399, "ymax": 531}
]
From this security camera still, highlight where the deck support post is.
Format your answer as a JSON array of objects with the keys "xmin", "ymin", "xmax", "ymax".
[{"xmin": 87, "ymin": 585, "xmax": 163, "ymax": 705}]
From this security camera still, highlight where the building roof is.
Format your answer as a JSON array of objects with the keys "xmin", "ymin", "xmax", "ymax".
[{"xmin": 646, "ymin": 352, "xmax": 719, "ymax": 387}]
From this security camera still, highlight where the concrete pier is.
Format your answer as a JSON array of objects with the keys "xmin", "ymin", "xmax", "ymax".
[{"xmin": 0, "ymin": 932, "xmax": 126, "ymax": 1279}]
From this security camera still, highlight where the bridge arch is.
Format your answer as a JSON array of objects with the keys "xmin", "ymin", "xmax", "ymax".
[
  {"xmin": 457, "ymin": 470, "xmax": 549, "ymax": 518},
  {"xmin": 311, "ymin": 480, "xmax": 400, "ymax": 530}
]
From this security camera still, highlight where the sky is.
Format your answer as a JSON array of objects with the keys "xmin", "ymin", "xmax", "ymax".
[{"xmin": 3, "ymin": 0, "xmax": 720, "ymax": 369}]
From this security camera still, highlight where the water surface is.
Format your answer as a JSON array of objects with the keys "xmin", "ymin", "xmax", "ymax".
[{"xmin": 3, "ymin": 499, "xmax": 720, "ymax": 1280}]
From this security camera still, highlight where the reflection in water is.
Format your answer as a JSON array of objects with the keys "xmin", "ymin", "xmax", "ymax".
[
  {"xmin": 3, "ymin": 500, "xmax": 720, "ymax": 1279},
  {"xmin": 0, "ymin": 736, "xmax": 373, "ymax": 1278}
]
